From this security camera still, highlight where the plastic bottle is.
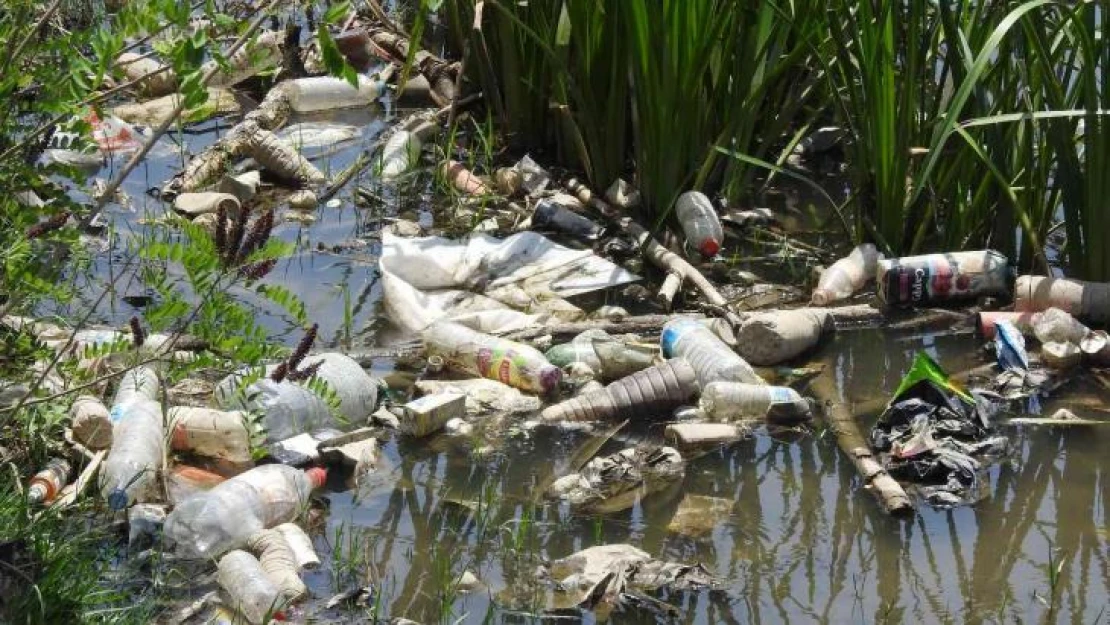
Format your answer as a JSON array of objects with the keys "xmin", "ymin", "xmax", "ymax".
[
  {"xmin": 544, "ymin": 329, "xmax": 611, "ymax": 369},
  {"xmin": 217, "ymin": 550, "xmax": 285, "ymax": 625},
  {"xmin": 699, "ymin": 381, "xmax": 811, "ymax": 422},
  {"xmin": 101, "ymin": 367, "xmax": 164, "ymax": 510},
  {"xmin": 1032, "ymin": 307, "xmax": 1092, "ymax": 344},
  {"xmin": 378, "ymin": 130, "xmax": 422, "ymax": 180},
  {"xmin": 423, "ymin": 320, "xmax": 562, "ymax": 395},
  {"xmin": 169, "ymin": 407, "xmax": 252, "ymax": 464},
  {"xmin": 246, "ymin": 529, "xmax": 307, "ymax": 602},
  {"xmin": 674, "ymin": 191, "xmax": 724, "ymax": 257},
  {"xmin": 532, "ymin": 196, "xmax": 603, "ymax": 241},
  {"xmin": 274, "ymin": 523, "xmax": 319, "ymax": 571},
  {"xmin": 70, "ymin": 395, "xmax": 113, "ymax": 450},
  {"xmin": 877, "ymin": 250, "xmax": 1010, "ymax": 308},
  {"xmin": 661, "ymin": 318, "xmax": 764, "ymax": 386},
  {"xmin": 735, "ymin": 309, "xmax": 831, "ymax": 366},
  {"xmin": 27, "ymin": 458, "xmax": 72, "ymax": 505},
  {"xmin": 164, "ymin": 464, "xmax": 326, "ymax": 560},
  {"xmin": 539, "ymin": 358, "xmax": 698, "ymax": 423},
  {"xmin": 285, "ymin": 74, "xmax": 387, "ymax": 113},
  {"xmin": 166, "ymin": 464, "xmax": 227, "ymax": 505},
  {"xmin": 1014, "ymin": 276, "xmax": 1110, "ymax": 323},
  {"xmin": 811, "ymin": 243, "xmax": 881, "ymax": 305},
  {"xmin": 592, "ymin": 341, "xmax": 657, "ymax": 381}
]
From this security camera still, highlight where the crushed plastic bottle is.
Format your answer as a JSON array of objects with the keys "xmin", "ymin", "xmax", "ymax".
[
  {"xmin": 217, "ymin": 550, "xmax": 285, "ymax": 625},
  {"xmin": 285, "ymin": 74, "xmax": 387, "ymax": 113},
  {"xmin": 539, "ymin": 359, "xmax": 698, "ymax": 423},
  {"xmin": 674, "ymin": 191, "xmax": 724, "ymax": 257},
  {"xmin": 1032, "ymin": 307, "xmax": 1091, "ymax": 345},
  {"xmin": 532, "ymin": 196, "xmax": 603, "ymax": 241},
  {"xmin": 169, "ymin": 407, "xmax": 253, "ymax": 465},
  {"xmin": 699, "ymin": 381, "xmax": 812, "ymax": 422},
  {"xmin": 164, "ymin": 464, "xmax": 327, "ymax": 560},
  {"xmin": 877, "ymin": 250, "xmax": 1010, "ymax": 307},
  {"xmin": 592, "ymin": 341, "xmax": 657, "ymax": 381},
  {"xmin": 811, "ymin": 243, "xmax": 881, "ymax": 305},
  {"xmin": 100, "ymin": 367, "xmax": 164, "ymax": 510},
  {"xmin": 27, "ymin": 458, "xmax": 71, "ymax": 505},
  {"xmin": 423, "ymin": 320, "xmax": 562, "ymax": 395},
  {"xmin": 544, "ymin": 329, "xmax": 612, "ymax": 370},
  {"xmin": 1014, "ymin": 276, "xmax": 1110, "ymax": 324},
  {"xmin": 661, "ymin": 318, "xmax": 764, "ymax": 386}
]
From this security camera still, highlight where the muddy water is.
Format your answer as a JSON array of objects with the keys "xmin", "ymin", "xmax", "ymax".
[{"xmin": 52, "ymin": 96, "xmax": 1110, "ymax": 623}]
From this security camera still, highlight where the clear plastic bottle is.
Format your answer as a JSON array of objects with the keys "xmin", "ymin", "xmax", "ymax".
[
  {"xmin": 544, "ymin": 329, "xmax": 611, "ymax": 369},
  {"xmin": 674, "ymin": 191, "xmax": 724, "ymax": 257},
  {"xmin": 660, "ymin": 318, "xmax": 764, "ymax": 386},
  {"xmin": 423, "ymin": 320, "xmax": 562, "ymax": 395},
  {"xmin": 164, "ymin": 465, "xmax": 327, "ymax": 560},
  {"xmin": 169, "ymin": 407, "xmax": 252, "ymax": 465},
  {"xmin": 217, "ymin": 550, "xmax": 285, "ymax": 625},
  {"xmin": 812, "ymin": 243, "xmax": 881, "ymax": 305},
  {"xmin": 101, "ymin": 367, "xmax": 164, "ymax": 510},
  {"xmin": 285, "ymin": 74, "xmax": 387, "ymax": 113},
  {"xmin": 70, "ymin": 395, "xmax": 112, "ymax": 450},
  {"xmin": 699, "ymin": 381, "xmax": 812, "ymax": 422},
  {"xmin": 378, "ymin": 130, "xmax": 422, "ymax": 180},
  {"xmin": 27, "ymin": 458, "xmax": 71, "ymax": 505}
]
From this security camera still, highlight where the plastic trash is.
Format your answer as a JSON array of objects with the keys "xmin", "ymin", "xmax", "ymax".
[
  {"xmin": 173, "ymin": 192, "xmax": 240, "ymax": 218},
  {"xmin": 441, "ymin": 160, "xmax": 490, "ymax": 195},
  {"xmin": 204, "ymin": 30, "xmax": 283, "ymax": 88},
  {"xmin": 275, "ymin": 523, "xmax": 319, "ymax": 571},
  {"xmin": 539, "ymin": 358, "xmax": 698, "ymax": 423},
  {"xmin": 237, "ymin": 120, "xmax": 327, "ymax": 186},
  {"xmin": 247, "ymin": 529, "xmax": 307, "ymax": 603},
  {"xmin": 735, "ymin": 309, "xmax": 831, "ymax": 366},
  {"xmin": 285, "ymin": 74, "xmax": 387, "ymax": 113},
  {"xmin": 166, "ymin": 464, "xmax": 227, "ymax": 505},
  {"xmin": 169, "ymin": 407, "xmax": 252, "ymax": 465},
  {"xmin": 547, "ymin": 544, "xmax": 715, "ymax": 607},
  {"xmin": 532, "ymin": 195, "xmax": 603, "ymax": 241},
  {"xmin": 869, "ymin": 353, "xmax": 1006, "ymax": 508},
  {"xmin": 423, "ymin": 320, "xmax": 562, "ymax": 395},
  {"xmin": 101, "ymin": 367, "xmax": 164, "ymax": 510},
  {"xmin": 128, "ymin": 503, "xmax": 166, "ymax": 550},
  {"xmin": 111, "ymin": 89, "xmax": 240, "ymax": 127},
  {"xmin": 667, "ymin": 494, "xmax": 734, "ymax": 537},
  {"xmin": 547, "ymin": 446, "xmax": 684, "ymax": 513},
  {"xmin": 116, "ymin": 52, "xmax": 177, "ymax": 97},
  {"xmin": 1014, "ymin": 276, "xmax": 1110, "ymax": 323},
  {"xmin": 217, "ymin": 550, "xmax": 285, "ymax": 625},
  {"xmin": 70, "ymin": 395, "xmax": 112, "ymax": 450},
  {"xmin": 593, "ymin": 340, "xmax": 657, "ymax": 381},
  {"xmin": 401, "ymin": 394, "xmax": 466, "ymax": 437},
  {"xmin": 277, "ymin": 122, "xmax": 362, "ymax": 153},
  {"xmin": 976, "ymin": 311, "xmax": 1036, "ymax": 340},
  {"xmin": 515, "ymin": 155, "xmax": 551, "ymax": 196},
  {"xmin": 664, "ymin": 422, "xmax": 748, "ymax": 451},
  {"xmin": 544, "ymin": 329, "xmax": 611, "ymax": 370},
  {"xmin": 163, "ymin": 465, "xmax": 326, "ymax": 560},
  {"xmin": 674, "ymin": 191, "xmax": 724, "ymax": 257},
  {"xmin": 27, "ymin": 458, "xmax": 71, "ymax": 505},
  {"xmin": 699, "ymin": 381, "xmax": 812, "ymax": 422},
  {"xmin": 1043, "ymin": 341, "xmax": 1081, "ymax": 369},
  {"xmin": 993, "ymin": 320, "xmax": 1028, "ymax": 372},
  {"xmin": 604, "ymin": 179, "xmax": 641, "ymax": 209},
  {"xmin": 414, "ymin": 378, "xmax": 542, "ymax": 416},
  {"xmin": 661, "ymin": 318, "xmax": 764, "ymax": 386},
  {"xmin": 88, "ymin": 111, "xmax": 144, "ymax": 154},
  {"xmin": 1033, "ymin": 306, "xmax": 1094, "ymax": 344},
  {"xmin": 877, "ymin": 250, "xmax": 1010, "ymax": 308},
  {"xmin": 811, "ymin": 243, "xmax": 881, "ymax": 305},
  {"xmin": 378, "ymin": 130, "xmax": 422, "ymax": 180}
]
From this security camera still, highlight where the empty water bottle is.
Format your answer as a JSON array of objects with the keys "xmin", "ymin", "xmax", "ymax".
[
  {"xmin": 674, "ymin": 191, "xmax": 724, "ymax": 257},
  {"xmin": 27, "ymin": 458, "xmax": 71, "ymax": 505},
  {"xmin": 423, "ymin": 320, "xmax": 562, "ymax": 395},
  {"xmin": 661, "ymin": 318, "xmax": 764, "ymax": 386},
  {"xmin": 285, "ymin": 74, "xmax": 387, "ymax": 113},
  {"xmin": 811, "ymin": 243, "xmax": 881, "ymax": 305},
  {"xmin": 217, "ymin": 550, "xmax": 285, "ymax": 625},
  {"xmin": 700, "ymin": 381, "xmax": 812, "ymax": 422},
  {"xmin": 164, "ymin": 464, "xmax": 327, "ymax": 560},
  {"xmin": 100, "ymin": 367, "xmax": 164, "ymax": 510}
]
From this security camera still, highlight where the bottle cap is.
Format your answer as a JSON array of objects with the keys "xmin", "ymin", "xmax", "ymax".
[
  {"xmin": 305, "ymin": 467, "xmax": 328, "ymax": 488},
  {"xmin": 699, "ymin": 238, "xmax": 721, "ymax": 257}
]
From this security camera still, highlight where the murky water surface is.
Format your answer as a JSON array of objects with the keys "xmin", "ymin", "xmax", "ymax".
[{"xmin": 51, "ymin": 87, "xmax": 1110, "ymax": 624}]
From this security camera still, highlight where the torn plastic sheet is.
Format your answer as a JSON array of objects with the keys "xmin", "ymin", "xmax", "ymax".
[{"xmin": 380, "ymin": 231, "xmax": 640, "ymax": 335}]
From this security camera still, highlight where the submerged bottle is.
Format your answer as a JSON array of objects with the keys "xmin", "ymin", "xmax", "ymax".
[
  {"xmin": 285, "ymin": 74, "xmax": 387, "ymax": 113},
  {"xmin": 540, "ymin": 358, "xmax": 698, "ymax": 423},
  {"xmin": 699, "ymin": 381, "xmax": 811, "ymax": 422},
  {"xmin": 812, "ymin": 243, "xmax": 881, "ymax": 305},
  {"xmin": 674, "ymin": 191, "xmax": 724, "ymax": 257},
  {"xmin": 423, "ymin": 320, "xmax": 562, "ymax": 395},
  {"xmin": 378, "ymin": 130, "xmax": 422, "ymax": 180},
  {"xmin": 27, "ymin": 458, "xmax": 72, "ymax": 505},
  {"xmin": 217, "ymin": 550, "xmax": 285, "ymax": 625},
  {"xmin": 164, "ymin": 464, "xmax": 326, "ymax": 560},
  {"xmin": 100, "ymin": 367, "xmax": 164, "ymax": 510},
  {"xmin": 877, "ymin": 250, "xmax": 1010, "ymax": 308},
  {"xmin": 661, "ymin": 318, "xmax": 764, "ymax": 386},
  {"xmin": 532, "ymin": 196, "xmax": 603, "ymax": 241}
]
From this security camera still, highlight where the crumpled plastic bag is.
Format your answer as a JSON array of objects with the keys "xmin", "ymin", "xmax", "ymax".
[
  {"xmin": 380, "ymin": 231, "xmax": 639, "ymax": 335},
  {"xmin": 547, "ymin": 446, "xmax": 684, "ymax": 513}
]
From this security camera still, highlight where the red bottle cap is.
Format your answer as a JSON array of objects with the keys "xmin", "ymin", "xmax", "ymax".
[
  {"xmin": 305, "ymin": 467, "xmax": 328, "ymax": 488},
  {"xmin": 699, "ymin": 238, "xmax": 721, "ymax": 257}
]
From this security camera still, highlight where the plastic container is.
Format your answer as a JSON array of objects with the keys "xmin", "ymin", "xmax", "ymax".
[
  {"xmin": 217, "ymin": 550, "xmax": 285, "ymax": 625},
  {"xmin": 378, "ymin": 130, "xmax": 422, "ymax": 180},
  {"xmin": 423, "ymin": 320, "xmax": 562, "ymax": 395},
  {"xmin": 661, "ymin": 318, "xmax": 764, "ymax": 386},
  {"xmin": 101, "ymin": 367, "xmax": 164, "ymax": 510},
  {"xmin": 674, "ymin": 191, "xmax": 724, "ymax": 257},
  {"xmin": 285, "ymin": 75, "xmax": 387, "ymax": 112},
  {"xmin": 27, "ymin": 458, "xmax": 71, "ymax": 505},
  {"xmin": 877, "ymin": 250, "xmax": 1010, "ymax": 308},
  {"xmin": 735, "ymin": 309, "xmax": 831, "ymax": 366},
  {"xmin": 532, "ymin": 196, "xmax": 603, "ymax": 241},
  {"xmin": 593, "ymin": 341, "xmax": 657, "ymax": 381},
  {"xmin": 441, "ymin": 160, "xmax": 490, "ymax": 195},
  {"xmin": 164, "ymin": 464, "xmax": 326, "ymax": 560},
  {"xmin": 1015, "ymin": 276, "xmax": 1110, "ymax": 324},
  {"xmin": 1032, "ymin": 307, "xmax": 1091, "ymax": 344},
  {"xmin": 116, "ymin": 52, "xmax": 177, "ymax": 97},
  {"xmin": 699, "ymin": 381, "xmax": 812, "ymax": 422},
  {"xmin": 169, "ymin": 407, "xmax": 252, "ymax": 464},
  {"xmin": 275, "ymin": 523, "xmax": 319, "ymax": 571},
  {"xmin": 539, "ymin": 358, "xmax": 698, "ymax": 423},
  {"xmin": 812, "ymin": 243, "xmax": 881, "ymax": 305},
  {"xmin": 247, "ymin": 529, "xmax": 307, "ymax": 602},
  {"xmin": 70, "ymin": 395, "xmax": 112, "ymax": 450},
  {"xmin": 544, "ymin": 330, "xmax": 611, "ymax": 370}
]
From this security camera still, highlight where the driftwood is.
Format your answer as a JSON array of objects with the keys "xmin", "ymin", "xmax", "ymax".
[
  {"xmin": 809, "ymin": 371, "xmax": 913, "ymax": 515},
  {"xmin": 365, "ymin": 26, "xmax": 457, "ymax": 105}
]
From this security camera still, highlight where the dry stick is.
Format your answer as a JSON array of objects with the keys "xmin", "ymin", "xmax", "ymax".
[
  {"xmin": 446, "ymin": 1, "xmax": 482, "ymax": 130},
  {"xmin": 809, "ymin": 369, "xmax": 914, "ymax": 516},
  {"xmin": 79, "ymin": 2, "xmax": 278, "ymax": 230},
  {"xmin": 563, "ymin": 178, "xmax": 745, "ymax": 329}
]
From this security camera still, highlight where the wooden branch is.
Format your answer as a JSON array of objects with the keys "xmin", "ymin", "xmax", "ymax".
[{"xmin": 657, "ymin": 273, "xmax": 683, "ymax": 310}]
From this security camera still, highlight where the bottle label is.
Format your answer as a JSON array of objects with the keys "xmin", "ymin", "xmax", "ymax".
[
  {"xmin": 477, "ymin": 346, "xmax": 527, "ymax": 388},
  {"xmin": 660, "ymin": 319, "xmax": 700, "ymax": 357},
  {"xmin": 881, "ymin": 254, "xmax": 994, "ymax": 306}
]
